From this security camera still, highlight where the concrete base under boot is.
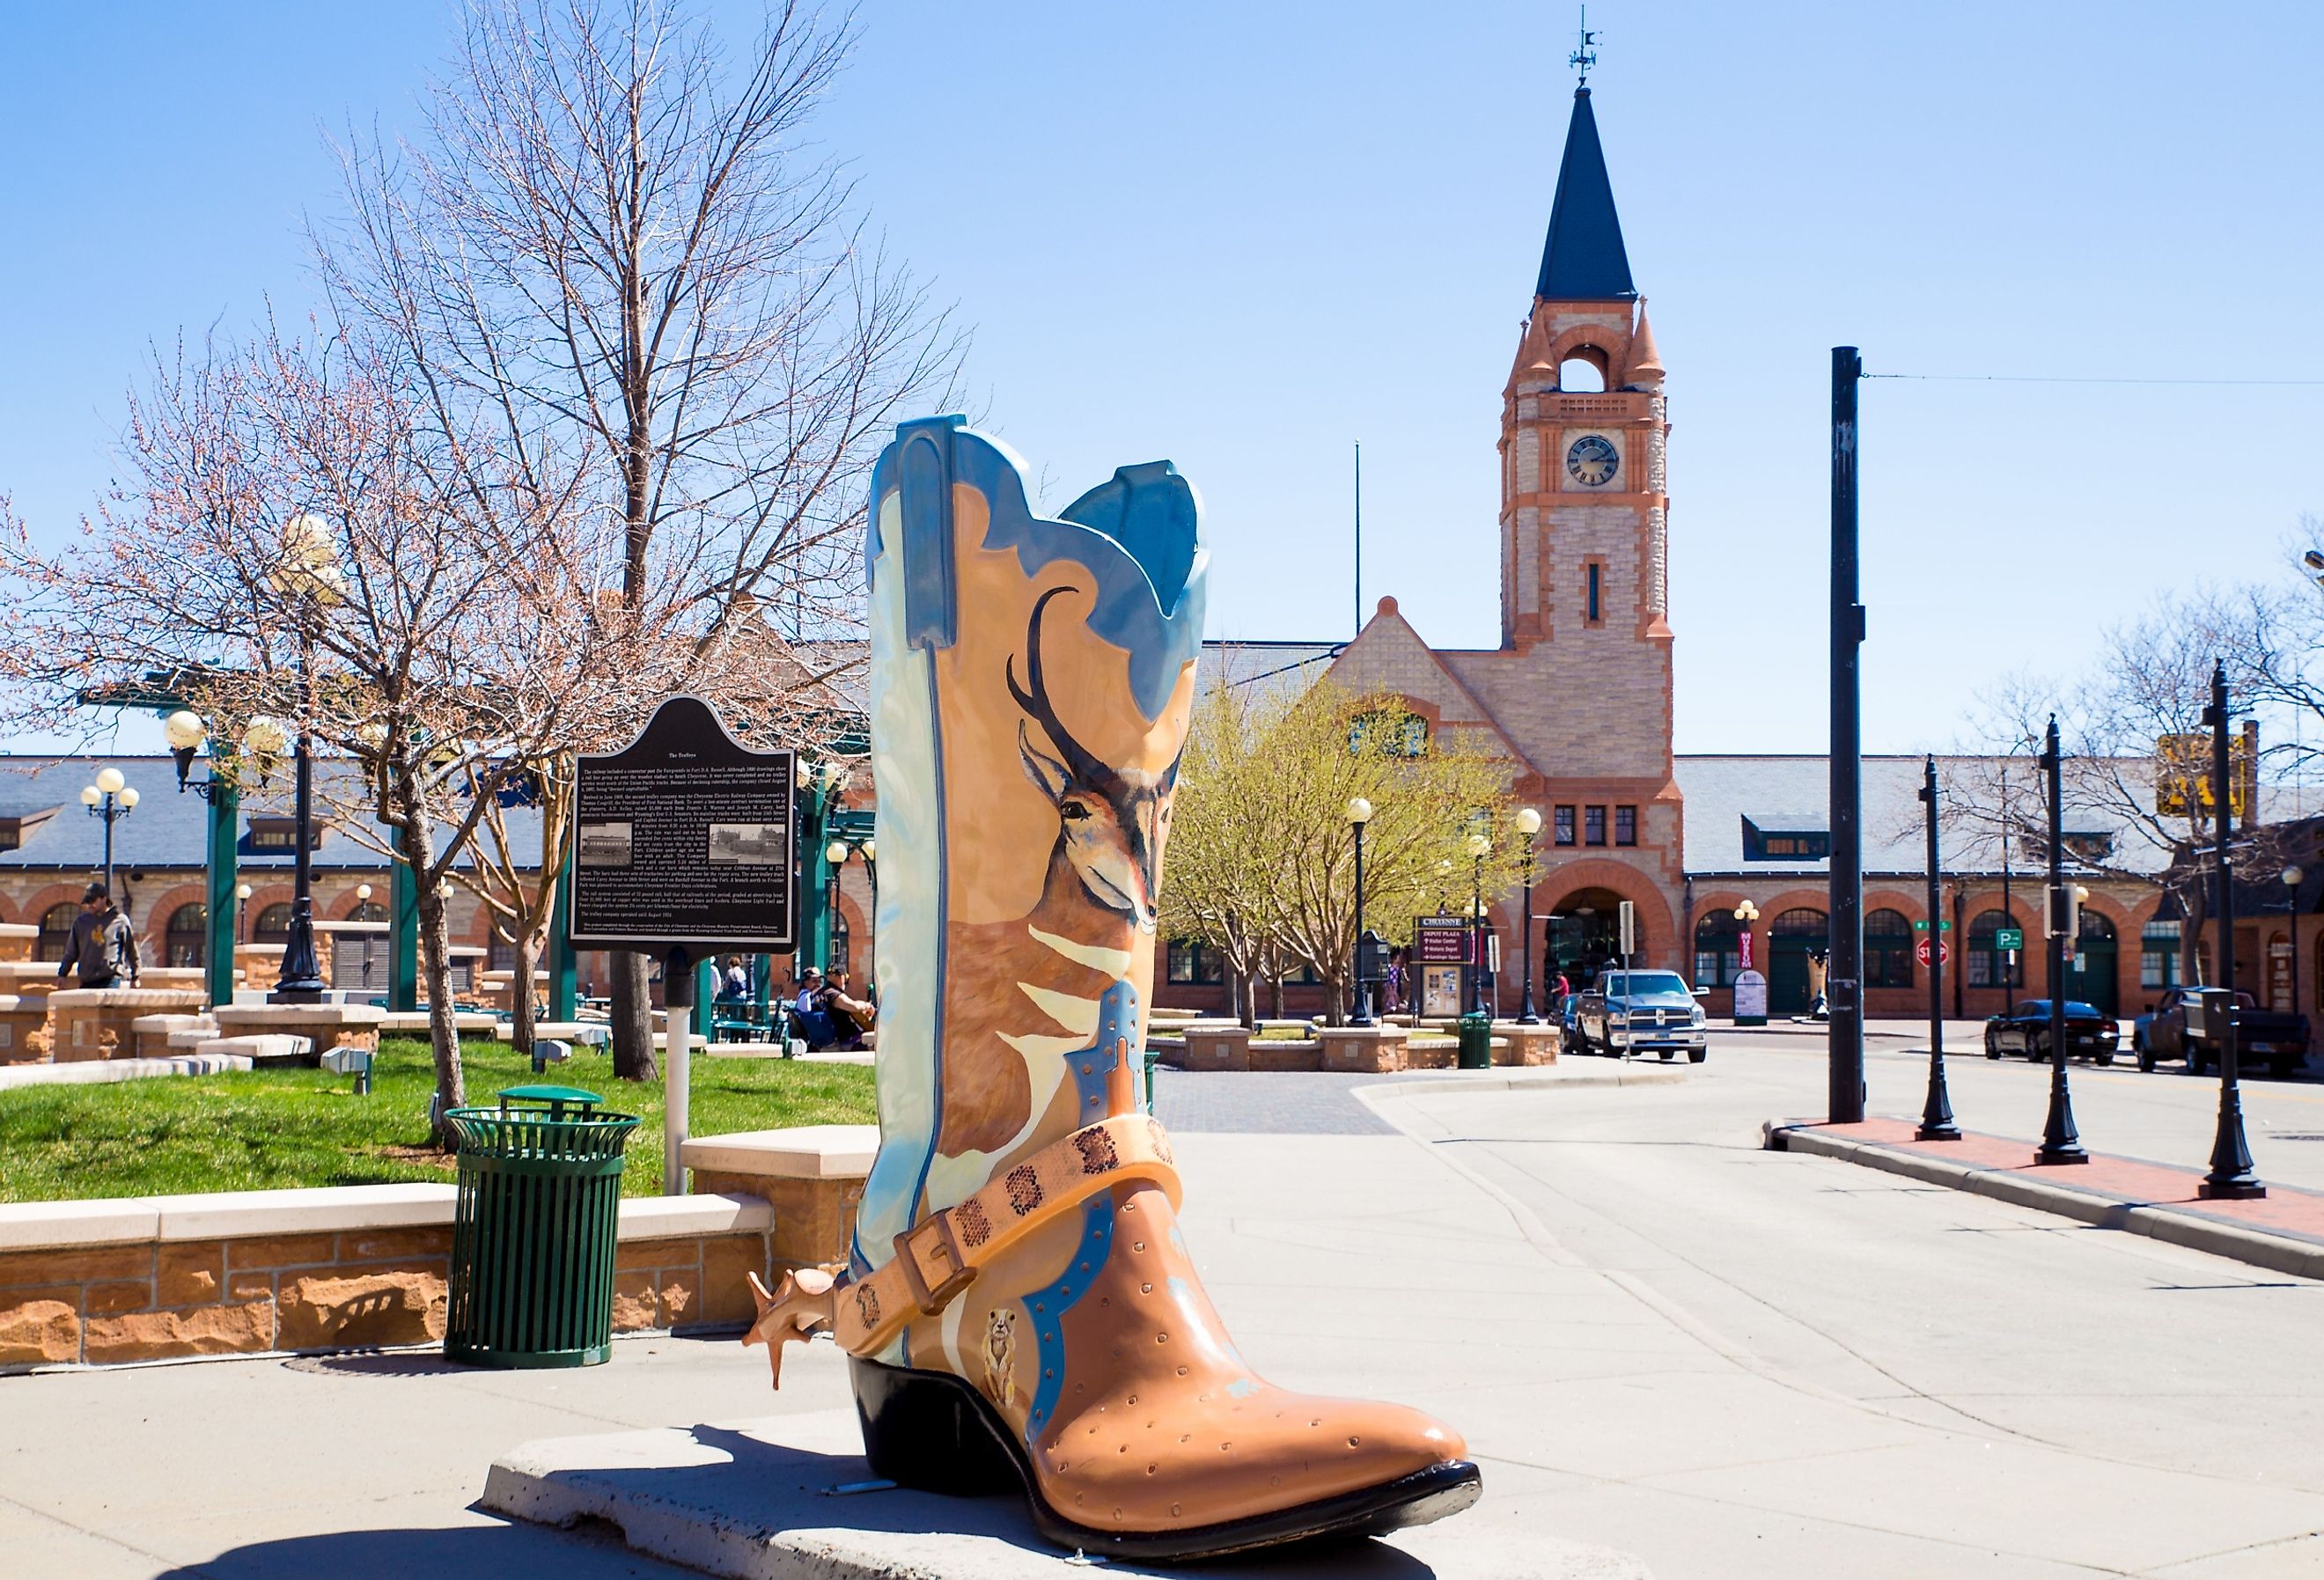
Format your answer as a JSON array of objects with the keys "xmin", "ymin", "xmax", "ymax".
[{"xmin": 482, "ymin": 1407, "xmax": 1651, "ymax": 1579}]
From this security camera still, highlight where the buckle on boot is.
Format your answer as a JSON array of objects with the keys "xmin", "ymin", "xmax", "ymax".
[{"xmin": 894, "ymin": 1216, "xmax": 976, "ymax": 1313}]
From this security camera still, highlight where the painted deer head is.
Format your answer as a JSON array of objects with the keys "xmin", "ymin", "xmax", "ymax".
[{"xmin": 1009, "ymin": 587, "xmax": 1175, "ymax": 934}]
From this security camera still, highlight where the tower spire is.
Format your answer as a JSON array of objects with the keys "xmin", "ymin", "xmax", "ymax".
[
  {"xmin": 1570, "ymin": 5, "xmax": 1600, "ymax": 85},
  {"xmin": 1533, "ymin": 82, "xmax": 1635, "ymax": 301}
]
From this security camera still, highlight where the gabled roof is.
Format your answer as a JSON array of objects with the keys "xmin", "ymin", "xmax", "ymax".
[{"xmin": 1534, "ymin": 87, "xmax": 1636, "ymax": 302}]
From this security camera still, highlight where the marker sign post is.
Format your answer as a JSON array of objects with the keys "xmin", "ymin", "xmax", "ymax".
[
  {"xmin": 570, "ymin": 695, "xmax": 798, "ymax": 1193},
  {"xmin": 1732, "ymin": 969, "xmax": 1769, "ymax": 1026},
  {"xmin": 1415, "ymin": 915, "xmax": 1475, "ymax": 1015}
]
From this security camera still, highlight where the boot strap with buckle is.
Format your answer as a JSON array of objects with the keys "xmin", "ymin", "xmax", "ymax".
[{"xmin": 745, "ymin": 1113, "xmax": 1176, "ymax": 1371}]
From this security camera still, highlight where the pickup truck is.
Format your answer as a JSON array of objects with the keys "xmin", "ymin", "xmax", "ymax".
[
  {"xmin": 1568, "ymin": 969, "xmax": 1709, "ymax": 1062},
  {"xmin": 2133, "ymin": 986, "xmax": 2310, "ymax": 1077}
]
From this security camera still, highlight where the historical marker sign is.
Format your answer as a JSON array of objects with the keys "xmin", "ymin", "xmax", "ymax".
[
  {"xmin": 1414, "ymin": 915, "xmax": 1473, "ymax": 966},
  {"xmin": 570, "ymin": 694, "xmax": 798, "ymax": 952},
  {"xmin": 1732, "ymin": 969, "xmax": 1769, "ymax": 1025}
]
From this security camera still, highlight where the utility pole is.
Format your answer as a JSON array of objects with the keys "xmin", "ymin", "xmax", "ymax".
[
  {"xmin": 1353, "ymin": 441, "xmax": 1363, "ymax": 640},
  {"xmin": 2000, "ymin": 763, "xmax": 2014, "ymax": 1001},
  {"xmin": 2034, "ymin": 717, "xmax": 2087, "ymax": 1165},
  {"xmin": 1918, "ymin": 756, "xmax": 1959, "ymax": 1140},
  {"xmin": 1828, "ymin": 347, "xmax": 1865, "ymax": 1123},
  {"xmin": 2200, "ymin": 660, "xmax": 2264, "ymax": 1198}
]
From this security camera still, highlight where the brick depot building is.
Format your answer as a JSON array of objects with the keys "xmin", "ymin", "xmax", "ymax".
[
  {"xmin": 0, "ymin": 85, "xmax": 2290, "ymax": 1035},
  {"xmin": 1163, "ymin": 86, "xmax": 2253, "ymax": 1030}
]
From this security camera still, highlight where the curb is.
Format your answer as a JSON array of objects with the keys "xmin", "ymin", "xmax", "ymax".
[
  {"xmin": 1370, "ymin": 1062, "xmax": 1691, "ymax": 1097},
  {"xmin": 1762, "ymin": 1120, "xmax": 2324, "ymax": 1283}
]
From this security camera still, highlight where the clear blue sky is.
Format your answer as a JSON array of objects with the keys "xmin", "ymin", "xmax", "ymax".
[{"xmin": 4, "ymin": 1, "xmax": 2320, "ymax": 757}]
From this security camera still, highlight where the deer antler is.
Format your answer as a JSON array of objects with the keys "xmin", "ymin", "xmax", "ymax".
[{"xmin": 1005, "ymin": 586, "xmax": 1121, "ymax": 797}]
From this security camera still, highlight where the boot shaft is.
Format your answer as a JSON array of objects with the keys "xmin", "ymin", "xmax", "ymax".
[{"xmin": 857, "ymin": 419, "xmax": 1207, "ymax": 1265}]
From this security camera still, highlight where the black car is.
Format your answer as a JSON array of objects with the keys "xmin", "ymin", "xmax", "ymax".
[{"xmin": 1984, "ymin": 999, "xmax": 2118, "ymax": 1064}]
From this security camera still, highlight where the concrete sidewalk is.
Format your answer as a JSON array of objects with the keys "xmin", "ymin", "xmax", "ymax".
[{"xmin": 1767, "ymin": 1114, "xmax": 2324, "ymax": 1282}]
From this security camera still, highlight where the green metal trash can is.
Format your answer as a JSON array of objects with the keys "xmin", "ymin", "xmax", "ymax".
[
  {"xmin": 444, "ymin": 1084, "xmax": 639, "ymax": 1369},
  {"xmin": 1457, "ymin": 1010, "xmax": 1494, "ymax": 1070}
]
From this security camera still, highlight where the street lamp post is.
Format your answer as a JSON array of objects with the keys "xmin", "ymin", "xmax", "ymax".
[
  {"xmin": 1465, "ymin": 832, "xmax": 1490, "ymax": 1015},
  {"xmin": 2034, "ymin": 717, "xmax": 2088, "ymax": 1165},
  {"xmin": 235, "ymin": 883, "xmax": 253, "ymax": 944},
  {"xmin": 1348, "ymin": 797, "xmax": 1376, "ymax": 1026},
  {"xmin": 1916, "ymin": 756, "xmax": 1960, "ymax": 1141},
  {"xmin": 80, "ymin": 768, "xmax": 139, "ymax": 899},
  {"xmin": 1515, "ymin": 808, "xmax": 1542, "ymax": 1022},
  {"xmin": 268, "ymin": 512, "xmax": 342, "ymax": 1005},
  {"xmin": 2284, "ymin": 866, "xmax": 2306, "ymax": 1052},
  {"xmin": 2199, "ymin": 661, "xmax": 2265, "ymax": 1199}
]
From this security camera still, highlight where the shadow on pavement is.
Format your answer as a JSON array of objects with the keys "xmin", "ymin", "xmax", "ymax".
[{"xmin": 151, "ymin": 1521, "xmax": 696, "ymax": 1579}]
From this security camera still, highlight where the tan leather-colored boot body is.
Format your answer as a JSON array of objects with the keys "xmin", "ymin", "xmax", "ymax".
[{"xmin": 752, "ymin": 419, "xmax": 1479, "ymax": 1561}]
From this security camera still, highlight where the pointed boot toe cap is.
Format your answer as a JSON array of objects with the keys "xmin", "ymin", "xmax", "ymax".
[{"xmin": 1046, "ymin": 1391, "xmax": 1468, "ymax": 1532}]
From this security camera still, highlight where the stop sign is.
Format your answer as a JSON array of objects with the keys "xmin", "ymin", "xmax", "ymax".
[{"xmin": 1916, "ymin": 936, "xmax": 1949, "ymax": 966}]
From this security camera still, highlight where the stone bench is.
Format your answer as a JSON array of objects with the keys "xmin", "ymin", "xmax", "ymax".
[
  {"xmin": 131, "ymin": 1013, "xmax": 217, "ymax": 1061},
  {"xmin": 50, "ymin": 987, "xmax": 210, "ymax": 1063},
  {"xmin": 379, "ymin": 1010, "xmax": 504, "ymax": 1037},
  {"xmin": 211, "ymin": 1003, "xmax": 386, "ymax": 1060},
  {"xmin": 681, "ymin": 1125, "xmax": 876, "ymax": 1275},
  {"xmin": 0, "ymin": 1183, "xmax": 776, "ymax": 1368},
  {"xmin": 194, "ymin": 1034, "xmax": 314, "ymax": 1066}
]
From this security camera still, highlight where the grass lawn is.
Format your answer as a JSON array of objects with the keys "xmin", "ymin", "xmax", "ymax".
[{"xmin": 0, "ymin": 1036, "xmax": 876, "ymax": 1203}]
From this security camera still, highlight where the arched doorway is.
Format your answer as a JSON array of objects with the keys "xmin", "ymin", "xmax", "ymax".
[
  {"xmin": 1543, "ymin": 888, "xmax": 1629, "ymax": 991},
  {"xmin": 2070, "ymin": 911, "xmax": 2120, "ymax": 1016},
  {"xmin": 1768, "ymin": 908, "xmax": 1828, "ymax": 1015}
]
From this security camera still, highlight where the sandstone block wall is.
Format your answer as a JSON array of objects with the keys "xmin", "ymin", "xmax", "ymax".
[{"xmin": 0, "ymin": 1197, "xmax": 774, "ymax": 1369}]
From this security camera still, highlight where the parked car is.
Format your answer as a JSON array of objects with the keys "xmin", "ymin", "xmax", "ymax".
[
  {"xmin": 1983, "ymin": 999, "xmax": 2118, "ymax": 1064},
  {"xmin": 2133, "ymin": 986, "xmax": 2309, "ymax": 1077},
  {"xmin": 1569, "ymin": 969, "xmax": 1709, "ymax": 1062}
]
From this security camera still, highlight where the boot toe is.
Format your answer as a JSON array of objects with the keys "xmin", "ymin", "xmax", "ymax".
[{"xmin": 1045, "ymin": 1390, "xmax": 1467, "ymax": 1532}]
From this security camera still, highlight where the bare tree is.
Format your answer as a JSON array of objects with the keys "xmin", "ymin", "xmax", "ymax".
[
  {"xmin": 321, "ymin": 0, "xmax": 960, "ymax": 1078},
  {"xmin": 1949, "ymin": 593, "xmax": 2264, "ymax": 988},
  {"xmin": 0, "ymin": 326, "xmax": 597, "ymax": 1133}
]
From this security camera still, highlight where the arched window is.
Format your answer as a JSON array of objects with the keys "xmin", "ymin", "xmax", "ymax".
[
  {"xmin": 2142, "ymin": 918, "xmax": 2181, "ymax": 988},
  {"xmin": 487, "ymin": 930, "xmax": 517, "ymax": 973},
  {"xmin": 346, "ymin": 900, "xmax": 387, "ymax": 923},
  {"xmin": 1864, "ymin": 908, "xmax": 1915, "ymax": 988},
  {"xmin": 1693, "ymin": 912, "xmax": 1741, "ymax": 988},
  {"xmin": 1770, "ymin": 908, "xmax": 1828, "ymax": 937},
  {"xmin": 165, "ymin": 904, "xmax": 208, "ymax": 969},
  {"xmin": 2078, "ymin": 910, "xmax": 2118, "ymax": 944},
  {"xmin": 1557, "ymin": 354, "xmax": 1607, "ymax": 393},
  {"xmin": 37, "ymin": 902, "xmax": 77, "ymax": 962},
  {"xmin": 253, "ymin": 903, "xmax": 293, "ymax": 944},
  {"xmin": 1967, "ymin": 909, "xmax": 2024, "ymax": 989}
]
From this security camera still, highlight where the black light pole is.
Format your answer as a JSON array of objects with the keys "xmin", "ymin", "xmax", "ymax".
[
  {"xmin": 1828, "ymin": 346, "xmax": 1866, "ymax": 1123},
  {"xmin": 272, "ymin": 627, "xmax": 327, "ymax": 1003},
  {"xmin": 1517, "ymin": 807, "xmax": 1542, "ymax": 1022},
  {"xmin": 2200, "ymin": 661, "xmax": 2265, "ymax": 1199},
  {"xmin": 1349, "ymin": 797, "xmax": 1375, "ymax": 1026},
  {"xmin": 2034, "ymin": 716, "xmax": 2086, "ymax": 1164},
  {"xmin": 2284, "ymin": 865, "xmax": 2306, "ymax": 1053},
  {"xmin": 1917, "ymin": 756, "xmax": 1960, "ymax": 1140}
]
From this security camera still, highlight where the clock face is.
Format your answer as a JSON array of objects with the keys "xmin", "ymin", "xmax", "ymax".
[{"xmin": 1566, "ymin": 435, "xmax": 1619, "ymax": 488}]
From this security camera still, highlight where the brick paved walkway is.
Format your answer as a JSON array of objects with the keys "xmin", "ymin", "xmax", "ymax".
[{"xmin": 1827, "ymin": 1116, "xmax": 2324, "ymax": 1246}]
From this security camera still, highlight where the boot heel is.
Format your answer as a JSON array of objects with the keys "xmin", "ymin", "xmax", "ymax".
[{"xmin": 850, "ymin": 1356, "xmax": 1025, "ymax": 1496}]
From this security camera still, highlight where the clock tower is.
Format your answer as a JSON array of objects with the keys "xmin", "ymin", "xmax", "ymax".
[{"xmin": 1489, "ymin": 83, "xmax": 1675, "ymax": 788}]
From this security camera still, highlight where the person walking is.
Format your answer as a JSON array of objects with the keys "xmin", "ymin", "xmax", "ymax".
[{"xmin": 58, "ymin": 884, "xmax": 139, "ymax": 990}]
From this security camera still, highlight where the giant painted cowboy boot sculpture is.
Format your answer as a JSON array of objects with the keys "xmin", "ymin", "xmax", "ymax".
[{"xmin": 746, "ymin": 417, "xmax": 1481, "ymax": 1561}]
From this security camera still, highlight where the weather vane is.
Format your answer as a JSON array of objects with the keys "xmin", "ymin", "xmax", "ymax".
[{"xmin": 1570, "ymin": 4, "xmax": 1600, "ymax": 85}]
